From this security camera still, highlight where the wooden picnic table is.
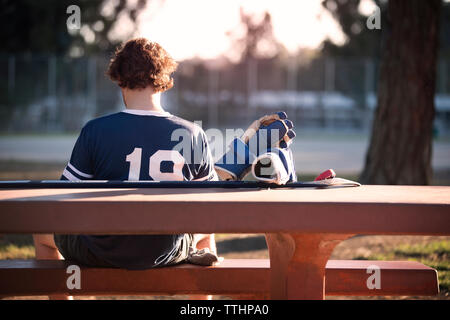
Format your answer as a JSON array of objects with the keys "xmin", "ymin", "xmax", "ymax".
[{"xmin": 0, "ymin": 185, "xmax": 449, "ymax": 299}]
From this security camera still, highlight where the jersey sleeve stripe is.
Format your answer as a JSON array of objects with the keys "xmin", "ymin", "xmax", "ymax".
[
  {"xmin": 65, "ymin": 165, "xmax": 91, "ymax": 180},
  {"xmin": 68, "ymin": 162, "xmax": 94, "ymax": 178},
  {"xmin": 62, "ymin": 168, "xmax": 82, "ymax": 181}
]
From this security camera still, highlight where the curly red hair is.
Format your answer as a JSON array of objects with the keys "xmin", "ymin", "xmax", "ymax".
[{"xmin": 107, "ymin": 38, "xmax": 178, "ymax": 92}]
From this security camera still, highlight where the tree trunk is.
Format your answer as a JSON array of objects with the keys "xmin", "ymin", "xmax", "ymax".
[{"xmin": 361, "ymin": 0, "xmax": 441, "ymax": 185}]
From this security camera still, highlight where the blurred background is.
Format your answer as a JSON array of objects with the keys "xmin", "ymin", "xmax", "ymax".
[{"xmin": 0, "ymin": 0, "xmax": 448, "ymax": 299}]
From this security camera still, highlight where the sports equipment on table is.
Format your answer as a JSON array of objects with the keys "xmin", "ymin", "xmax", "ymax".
[
  {"xmin": 309, "ymin": 168, "xmax": 360, "ymax": 187},
  {"xmin": 0, "ymin": 178, "xmax": 360, "ymax": 189},
  {"xmin": 251, "ymin": 147, "xmax": 297, "ymax": 185},
  {"xmin": 214, "ymin": 112, "xmax": 296, "ymax": 181},
  {"xmin": 314, "ymin": 169, "xmax": 336, "ymax": 181}
]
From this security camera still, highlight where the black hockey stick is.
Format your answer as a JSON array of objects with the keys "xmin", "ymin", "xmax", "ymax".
[{"xmin": 0, "ymin": 178, "xmax": 360, "ymax": 189}]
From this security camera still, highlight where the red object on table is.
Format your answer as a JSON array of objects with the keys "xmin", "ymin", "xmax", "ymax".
[{"xmin": 314, "ymin": 169, "xmax": 336, "ymax": 181}]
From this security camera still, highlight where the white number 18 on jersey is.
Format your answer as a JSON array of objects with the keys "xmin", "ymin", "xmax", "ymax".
[{"xmin": 125, "ymin": 147, "xmax": 185, "ymax": 181}]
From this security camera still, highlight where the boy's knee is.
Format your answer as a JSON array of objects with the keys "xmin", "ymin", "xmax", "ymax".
[{"xmin": 33, "ymin": 234, "xmax": 57, "ymax": 249}]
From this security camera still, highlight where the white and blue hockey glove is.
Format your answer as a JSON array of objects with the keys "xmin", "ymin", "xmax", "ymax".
[
  {"xmin": 215, "ymin": 112, "xmax": 296, "ymax": 181},
  {"xmin": 251, "ymin": 147, "xmax": 297, "ymax": 185}
]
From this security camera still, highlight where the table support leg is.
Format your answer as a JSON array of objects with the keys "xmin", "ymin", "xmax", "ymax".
[{"xmin": 265, "ymin": 233, "xmax": 353, "ymax": 300}]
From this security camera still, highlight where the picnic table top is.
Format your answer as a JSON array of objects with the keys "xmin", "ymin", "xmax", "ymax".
[{"xmin": 0, "ymin": 185, "xmax": 449, "ymax": 235}]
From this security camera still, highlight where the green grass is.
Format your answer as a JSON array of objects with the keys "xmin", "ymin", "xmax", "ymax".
[
  {"xmin": 354, "ymin": 240, "xmax": 450, "ymax": 295},
  {"xmin": 0, "ymin": 234, "xmax": 35, "ymax": 259},
  {"xmin": 0, "ymin": 244, "xmax": 35, "ymax": 259}
]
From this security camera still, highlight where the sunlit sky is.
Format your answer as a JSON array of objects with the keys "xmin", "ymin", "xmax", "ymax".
[{"xmin": 111, "ymin": 0, "xmax": 378, "ymax": 61}]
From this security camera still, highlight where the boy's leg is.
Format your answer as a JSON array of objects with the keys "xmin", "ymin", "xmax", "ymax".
[
  {"xmin": 193, "ymin": 233, "xmax": 216, "ymax": 253},
  {"xmin": 189, "ymin": 234, "xmax": 217, "ymax": 300},
  {"xmin": 32, "ymin": 234, "xmax": 72, "ymax": 300},
  {"xmin": 33, "ymin": 234, "xmax": 64, "ymax": 260}
]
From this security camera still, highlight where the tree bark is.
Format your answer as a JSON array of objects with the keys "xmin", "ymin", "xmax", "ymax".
[{"xmin": 361, "ymin": 0, "xmax": 441, "ymax": 185}]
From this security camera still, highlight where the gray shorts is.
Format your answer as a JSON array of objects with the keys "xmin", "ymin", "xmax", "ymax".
[
  {"xmin": 54, "ymin": 234, "xmax": 115, "ymax": 267},
  {"xmin": 54, "ymin": 234, "xmax": 194, "ymax": 268}
]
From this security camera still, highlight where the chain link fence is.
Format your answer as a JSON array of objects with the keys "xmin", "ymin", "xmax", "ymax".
[{"xmin": 1, "ymin": 54, "xmax": 449, "ymax": 134}]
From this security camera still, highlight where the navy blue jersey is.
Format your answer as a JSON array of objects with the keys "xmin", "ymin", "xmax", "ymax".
[
  {"xmin": 61, "ymin": 109, "xmax": 217, "ymax": 269},
  {"xmin": 62, "ymin": 109, "xmax": 217, "ymax": 182}
]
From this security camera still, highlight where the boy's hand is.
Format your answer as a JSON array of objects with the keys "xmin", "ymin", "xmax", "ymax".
[{"xmin": 241, "ymin": 111, "xmax": 295, "ymax": 148}]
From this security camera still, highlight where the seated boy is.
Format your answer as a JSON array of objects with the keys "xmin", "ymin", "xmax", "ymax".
[
  {"xmin": 33, "ymin": 38, "xmax": 219, "ymax": 272},
  {"xmin": 32, "ymin": 39, "xmax": 296, "ymax": 298}
]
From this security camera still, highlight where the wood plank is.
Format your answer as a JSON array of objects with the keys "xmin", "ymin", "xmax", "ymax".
[
  {"xmin": 0, "ymin": 259, "xmax": 439, "ymax": 297},
  {"xmin": 0, "ymin": 186, "xmax": 449, "ymax": 235}
]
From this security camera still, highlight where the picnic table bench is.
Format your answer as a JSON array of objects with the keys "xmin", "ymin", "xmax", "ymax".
[{"xmin": 0, "ymin": 184, "xmax": 449, "ymax": 299}]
